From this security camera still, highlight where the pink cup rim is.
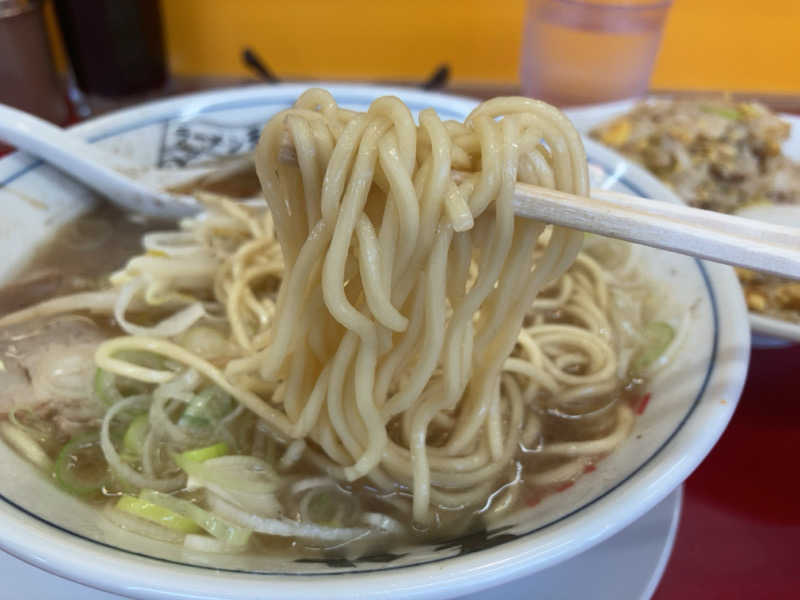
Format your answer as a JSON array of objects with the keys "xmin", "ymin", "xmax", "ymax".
[{"xmin": 540, "ymin": 0, "xmax": 673, "ymax": 10}]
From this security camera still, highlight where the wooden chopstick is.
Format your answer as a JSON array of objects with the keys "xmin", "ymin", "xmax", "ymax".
[
  {"xmin": 275, "ymin": 146, "xmax": 799, "ymax": 278},
  {"xmin": 513, "ymin": 183, "xmax": 800, "ymax": 279}
]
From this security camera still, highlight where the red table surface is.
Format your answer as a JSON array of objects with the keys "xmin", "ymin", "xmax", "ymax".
[{"xmin": 653, "ymin": 345, "xmax": 800, "ymax": 599}]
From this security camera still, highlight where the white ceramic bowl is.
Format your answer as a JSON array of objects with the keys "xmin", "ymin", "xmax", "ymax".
[
  {"xmin": 565, "ymin": 98, "xmax": 800, "ymax": 347},
  {"xmin": 0, "ymin": 84, "xmax": 750, "ymax": 600}
]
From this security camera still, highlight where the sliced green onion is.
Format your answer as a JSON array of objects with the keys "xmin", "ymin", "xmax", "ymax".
[
  {"xmin": 178, "ymin": 386, "xmax": 234, "ymax": 430},
  {"xmin": 176, "ymin": 325, "xmax": 235, "ymax": 360},
  {"xmin": 173, "ymin": 454, "xmax": 280, "ymax": 495},
  {"xmin": 631, "ymin": 321, "xmax": 675, "ymax": 376},
  {"xmin": 175, "ymin": 454, "xmax": 282, "ymax": 516},
  {"xmin": 139, "ymin": 489, "xmax": 251, "ymax": 546},
  {"xmin": 123, "ymin": 414, "xmax": 149, "ymax": 456},
  {"xmin": 54, "ymin": 432, "xmax": 109, "ymax": 496},
  {"xmin": 0, "ymin": 421, "xmax": 52, "ymax": 471},
  {"xmin": 183, "ymin": 533, "xmax": 247, "ymax": 554},
  {"xmin": 116, "ymin": 495, "xmax": 202, "ymax": 534},
  {"xmin": 307, "ymin": 491, "xmax": 340, "ymax": 526},
  {"xmin": 95, "ymin": 352, "xmax": 164, "ymax": 405},
  {"xmin": 178, "ymin": 442, "xmax": 229, "ymax": 463},
  {"xmin": 94, "ymin": 367, "xmax": 150, "ymax": 406},
  {"xmin": 94, "ymin": 368, "xmax": 121, "ymax": 406}
]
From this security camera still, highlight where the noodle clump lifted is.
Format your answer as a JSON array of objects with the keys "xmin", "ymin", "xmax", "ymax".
[{"xmin": 101, "ymin": 89, "xmax": 588, "ymax": 523}]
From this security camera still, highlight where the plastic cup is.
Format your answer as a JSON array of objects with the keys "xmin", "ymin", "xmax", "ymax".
[{"xmin": 520, "ymin": 0, "xmax": 673, "ymax": 106}]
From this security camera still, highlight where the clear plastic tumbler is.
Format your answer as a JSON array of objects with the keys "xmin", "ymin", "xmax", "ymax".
[{"xmin": 520, "ymin": 0, "xmax": 673, "ymax": 106}]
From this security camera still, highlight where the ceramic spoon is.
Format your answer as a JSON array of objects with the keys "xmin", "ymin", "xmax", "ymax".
[{"xmin": 0, "ymin": 102, "xmax": 227, "ymax": 218}]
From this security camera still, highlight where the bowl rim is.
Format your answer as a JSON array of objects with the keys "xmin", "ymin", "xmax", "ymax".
[{"xmin": 0, "ymin": 83, "xmax": 751, "ymax": 600}]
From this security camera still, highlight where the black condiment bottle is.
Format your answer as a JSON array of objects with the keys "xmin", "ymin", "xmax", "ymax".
[{"xmin": 53, "ymin": 0, "xmax": 166, "ymax": 98}]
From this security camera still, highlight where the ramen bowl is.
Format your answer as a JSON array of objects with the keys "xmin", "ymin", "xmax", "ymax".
[{"xmin": 0, "ymin": 84, "xmax": 750, "ymax": 599}]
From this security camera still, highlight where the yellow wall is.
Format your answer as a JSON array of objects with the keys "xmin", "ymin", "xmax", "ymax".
[{"xmin": 159, "ymin": 0, "xmax": 799, "ymax": 92}]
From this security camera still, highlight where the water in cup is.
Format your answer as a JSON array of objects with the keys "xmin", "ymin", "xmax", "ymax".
[{"xmin": 520, "ymin": 0, "xmax": 673, "ymax": 106}]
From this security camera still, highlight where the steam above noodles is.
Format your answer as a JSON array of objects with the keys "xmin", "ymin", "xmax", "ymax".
[{"xmin": 0, "ymin": 90, "xmax": 684, "ymax": 553}]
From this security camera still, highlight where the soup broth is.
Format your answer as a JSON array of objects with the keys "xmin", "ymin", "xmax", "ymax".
[{"xmin": 0, "ymin": 206, "xmax": 671, "ymax": 559}]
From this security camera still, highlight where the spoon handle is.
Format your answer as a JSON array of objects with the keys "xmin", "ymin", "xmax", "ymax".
[
  {"xmin": 0, "ymin": 103, "xmax": 140, "ymax": 171},
  {"xmin": 0, "ymin": 103, "xmax": 196, "ymax": 217}
]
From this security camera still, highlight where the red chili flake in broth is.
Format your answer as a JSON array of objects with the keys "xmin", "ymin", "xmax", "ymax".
[
  {"xmin": 635, "ymin": 393, "xmax": 652, "ymax": 415},
  {"xmin": 526, "ymin": 497, "xmax": 541, "ymax": 507},
  {"xmin": 554, "ymin": 481, "xmax": 574, "ymax": 492},
  {"xmin": 583, "ymin": 464, "xmax": 596, "ymax": 474}
]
